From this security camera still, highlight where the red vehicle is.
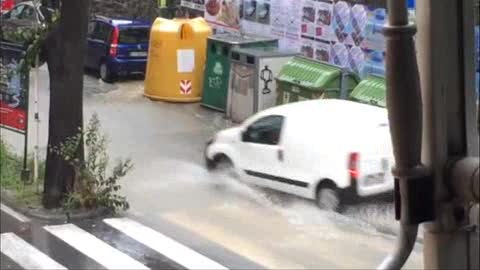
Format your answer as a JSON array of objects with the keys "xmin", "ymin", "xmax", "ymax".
[{"xmin": 1, "ymin": 0, "xmax": 15, "ymax": 13}]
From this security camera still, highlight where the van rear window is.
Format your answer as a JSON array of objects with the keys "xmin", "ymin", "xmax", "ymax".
[{"xmin": 119, "ymin": 28, "xmax": 150, "ymax": 44}]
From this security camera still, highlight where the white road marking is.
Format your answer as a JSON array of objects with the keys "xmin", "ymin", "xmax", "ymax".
[
  {"xmin": 104, "ymin": 218, "xmax": 228, "ymax": 270},
  {"xmin": 0, "ymin": 203, "xmax": 30, "ymax": 223},
  {"xmin": 44, "ymin": 223, "xmax": 149, "ymax": 270},
  {"xmin": 0, "ymin": 233, "xmax": 67, "ymax": 270}
]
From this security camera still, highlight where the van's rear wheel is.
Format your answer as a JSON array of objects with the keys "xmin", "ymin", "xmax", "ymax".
[{"xmin": 316, "ymin": 185, "xmax": 341, "ymax": 212}]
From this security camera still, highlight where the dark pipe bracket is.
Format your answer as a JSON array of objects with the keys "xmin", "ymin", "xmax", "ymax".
[{"xmin": 395, "ymin": 175, "xmax": 435, "ymax": 224}]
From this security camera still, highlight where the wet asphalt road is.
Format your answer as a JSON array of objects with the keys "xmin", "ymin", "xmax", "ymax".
[{"xmin": 0, "ymin": 66, "xmax": 424, "ymax": 269}]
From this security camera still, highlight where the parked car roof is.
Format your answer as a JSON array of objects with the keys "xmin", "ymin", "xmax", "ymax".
[{"xmin": 92, "ymin": 15, "xmax": 151, "ymax": 27}]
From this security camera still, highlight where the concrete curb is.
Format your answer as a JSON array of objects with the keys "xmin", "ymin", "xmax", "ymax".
[{"xmin": 0, "ymin": 188, "xmax": 111, "ymax": 223}]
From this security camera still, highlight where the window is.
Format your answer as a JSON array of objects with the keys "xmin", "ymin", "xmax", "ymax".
[
  {"xmin": 87, "ymin": 21, "xmax": 95, "ymax": 37},
  {"xmin": 6, "ymin": 4, "xmax": 25, "ymax": 19},
  {"xmin": 243, "ymin": 115, "xmax": 284, "ymax": 145},
  {"xmin": 118, "ymin": 27, "xmax": 150, "ymax": 44},
  {"xmin": 222, "ymin": 46, "xmax": 229, "ymax": 56},
  {"xmin": 210, "ymin": 44, "xmax": 217, "ymax": 54},
  {"xmin": 19, "ymin": 6, "xmax": 36, "ymax": 21},
  {"xmin": 90, "ymin": 22, "xmax": 112, "ymax": 42}
]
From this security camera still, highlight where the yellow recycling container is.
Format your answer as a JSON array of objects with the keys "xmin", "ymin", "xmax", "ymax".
[{"xmin": 144, "ymin": 17, "xmax": 212, "ymax": 102}]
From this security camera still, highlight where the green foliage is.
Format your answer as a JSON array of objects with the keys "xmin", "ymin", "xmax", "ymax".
[
  {"xmin": 0, "ymin": 140, "xmax": 23, "ymax": 189},
  {"xmin": 51, "ymin": 114, "xmax": 132, "ymax": 213},
  {"xmin": 0, "ymin": 140, "xmax": 44, "ymax": 208},
  {"xmin": 1, "ymin": 0, "xmax": 60, "ymax": 73}
]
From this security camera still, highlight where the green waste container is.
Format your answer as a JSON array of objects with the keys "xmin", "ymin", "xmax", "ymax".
[
  {"xmin": 275, "ymin": 56, "xmax": 360, "ymax": 105},
  {"xmin": 349, "ymin": 75, "xmax": 386, "ymax": 107},
  {"xmin": 201, "ymin": 33, "xmax": 278, "ymax": 111}
]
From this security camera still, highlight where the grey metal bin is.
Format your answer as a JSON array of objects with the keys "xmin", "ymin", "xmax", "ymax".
[{"xmin": 226, "ymin": 47, "xmax": 298, "ymax": 123}]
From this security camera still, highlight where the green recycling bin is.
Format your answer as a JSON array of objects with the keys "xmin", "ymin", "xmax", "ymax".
[
  {"xmin": 275, "ymin": 56, "xmax": 360, "ymax": 105},
  {"xmin": 349, "ymin": 75, "xmax": 386, "ymax": 107},
  {"xmin": 201, "ymin": 33, "xmax": 278, "ymax": 112}
]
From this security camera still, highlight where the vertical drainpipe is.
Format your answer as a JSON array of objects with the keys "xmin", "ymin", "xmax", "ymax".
[
  {"xmin": 377, "ymin": 0, "xmax": 432, "ymax": 269},
  {"xmin": 416, "ymin": 0, "xmax": 479, "ymax": 268}
]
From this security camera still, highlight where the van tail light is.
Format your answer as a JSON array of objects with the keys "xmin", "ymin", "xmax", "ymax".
[
  {"xmin": 348, "ymin": 152, "xmax": 360, "ymax": 179},
  {"xmin": 109, "ymin": 26, "xmax": 119, "ymax": 57}
]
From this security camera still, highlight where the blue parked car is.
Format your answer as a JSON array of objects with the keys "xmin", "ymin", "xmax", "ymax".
[{"xmin": 86, "ymin": 16, "xmax": 151, "ymax": 83}]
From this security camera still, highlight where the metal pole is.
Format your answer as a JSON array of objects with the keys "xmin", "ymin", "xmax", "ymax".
[
  {"xmin": 33, "ymin": 55, "xmax": 40, "ymax": 191},
  {"xmin": 33, "ymin": 0, "xmax": 42, "ymax": 191},
  {"xmin": 21, "ymin": 69, "xmax": 30, "ymax": 184}
]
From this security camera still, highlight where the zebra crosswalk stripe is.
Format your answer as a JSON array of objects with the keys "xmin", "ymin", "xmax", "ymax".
[
  {"xmin": 44, "ymin": 223, "xmax": 149, "ymax": 270},
  {"xmin": 0, "ymin": 233, "xmax": 67, "ymax": 270},
  {"xmin": 0, "ymin": 203, "xmax": 30, "ymax": 223},
  {"xmin": 104, "ymin": 218, "xmax": 228, "ymax": 270}
]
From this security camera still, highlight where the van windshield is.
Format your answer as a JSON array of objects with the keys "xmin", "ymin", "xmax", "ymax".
[{"xmin": 118, "ymin": 27, "xmax": 149, "ymax": 44}]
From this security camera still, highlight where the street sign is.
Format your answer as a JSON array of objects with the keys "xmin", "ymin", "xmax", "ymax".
[{"xmin": 0, "ymin": 42, "xmax": 29, "ymax": 134}]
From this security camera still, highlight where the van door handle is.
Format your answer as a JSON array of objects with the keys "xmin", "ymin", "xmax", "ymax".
[{"xmin": 278, "ymin": 148, "xmax": 284, "ymax": 162}]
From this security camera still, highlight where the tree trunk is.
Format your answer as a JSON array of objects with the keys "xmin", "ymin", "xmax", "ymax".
[{"xmin": 43, "ymin": 0, "xmax": 90, "ymax": 209}]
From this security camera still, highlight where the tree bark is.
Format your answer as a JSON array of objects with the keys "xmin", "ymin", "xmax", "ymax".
[{"xmin": 43, "ymin": 0, "xmax": 90, "ymax": 209}]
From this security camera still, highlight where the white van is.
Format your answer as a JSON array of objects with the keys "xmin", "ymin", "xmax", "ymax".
[{"xmin": 205, "ymin": 99, "xmax": 394, "ymax": 210}]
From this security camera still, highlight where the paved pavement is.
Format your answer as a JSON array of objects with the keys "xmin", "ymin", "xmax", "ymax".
[{"xmin": 0, "ymin": 66, "xmax": 424, "ymax": 269}]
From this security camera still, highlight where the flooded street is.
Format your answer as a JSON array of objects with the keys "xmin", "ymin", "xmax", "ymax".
[{"xmin": 1, "ymin": 66, "xmax": 423, "ymax": 269}]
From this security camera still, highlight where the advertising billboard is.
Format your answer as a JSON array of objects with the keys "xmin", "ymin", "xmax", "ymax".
[{"xmin": 0, "ymin": 42, "xmax": 29, "ymax": 133}]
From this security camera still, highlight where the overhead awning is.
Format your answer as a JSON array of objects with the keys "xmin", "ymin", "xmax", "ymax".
[
  {"xmin": 349, "ymin": 75, "xmax": 386, "ymax": 107},
  {"xmin": 276, "ymin": 56, "xmax": 343, "ymax": 91}
]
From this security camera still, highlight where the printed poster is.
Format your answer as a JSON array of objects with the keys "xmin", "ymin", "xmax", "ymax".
[
  {"xmin": 270, "ymin": 0, "xmax": 287, "ymax": 39},
  {"xmin": 330, "ymin": 41, "xmax": 349, "ymax": 67},
  {"xmin": 348, "ymin": 46, "xmax": 365, "ymax": 74},
  {"xmin": 363, "ymin": 7, "xmax": 387, "ymax": 51},
  {"xmin": 205, "ymin": 0, "xmax": 241, "ymax": 30},
  {"xmin": 315, "ymin": 1, "xmax": 333, "ymax": 41},
  {"xmin": 240, "ymin": 0, "xmax": 271, "ymax": 36},
  {"xmin": 243, "ymin": 0, "xmax": 257, "ymax": 22},
  {"xmin": 350, "ymin": 4, "xmax": 367, "ymax": 47},
  {"xmin": 181, "ymin": 0, "xmax": 205, "ymax": 11},
  {"xmin": 360, "ymin": 48, "xmax": 385, "ymax": 78},
  {"xmin": 301, "ymin": 38, "xmax": 315, "ymax": 59},
  {"xmin": 315, "ymin": 40, "xmax": 331, "ymax": 63},
  {"xmin": 242, "ymin": 0, "xmax": 271, "ymax": 25},
  {"xmin": 282, "ymin": 38, "xmax": 302, "ymax": 52},
  {"xmin": 285, "ymin": 0, "xmax": 302, "ymax": 41},
  {"xmin": 181, "ymin": 0, "xmax": 205, "ymax": 18},
  {"xmin": 332, "ymin": 0, "xmax": 351, "ymax": 44},
  {"xmin": 0, "ymin": 44, "xmax": 29, "ymax": 133},
  {"xmin": 301, "ymin": 0, "xmax": 316, "ymax": 39},
  {"xmin": 253, "ymin": 0, "xmax": 271, "ymax": 25}
]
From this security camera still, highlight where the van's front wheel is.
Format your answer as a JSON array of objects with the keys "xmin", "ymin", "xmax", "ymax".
[
  {"xmin": 316, "ymin": 185, "xmax": 341, "ymax": 212},
  {"xmin": 209, "ymin": 155, "xmax": 237, "ymax": 178}
]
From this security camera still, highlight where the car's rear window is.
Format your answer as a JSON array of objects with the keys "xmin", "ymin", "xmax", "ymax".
[{"xmin": 118, "ymin": 27, "xmax": 150, "ymax": 44}]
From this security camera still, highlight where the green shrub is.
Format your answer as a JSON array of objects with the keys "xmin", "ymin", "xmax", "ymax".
[
  {"xmin": 0, "ymin": 140, "xmax": 23, "ymax": 189},
  {"xmin": 51, "ymin": 113, "xmax": 132, "ymax": 213},
  {"xmin": 0, "ymin": 140, "xmax": 43, "ymax": 207}
]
